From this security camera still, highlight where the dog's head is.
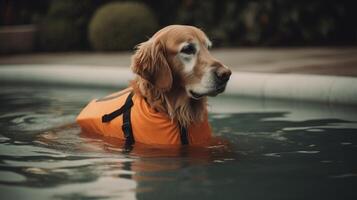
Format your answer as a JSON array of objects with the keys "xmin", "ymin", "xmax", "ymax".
[{"xmin": 131, "ymin": 25, "xmax": 231, "ymax": 100}]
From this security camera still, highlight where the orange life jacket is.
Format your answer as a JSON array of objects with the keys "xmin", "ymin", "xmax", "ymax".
[{"xmin": 76, "ymin": 88, "xmax": 212, "ymax": 146}]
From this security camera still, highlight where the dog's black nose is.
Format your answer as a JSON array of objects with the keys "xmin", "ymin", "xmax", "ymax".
[{"xmin": 215, "ymin": 67, "xmax": 232, "ymax": 83}]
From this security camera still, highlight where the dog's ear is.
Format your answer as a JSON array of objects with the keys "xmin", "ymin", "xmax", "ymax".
[{"xmin": 131, "ymin": 40, "xmax": 173, "ymax": 91}]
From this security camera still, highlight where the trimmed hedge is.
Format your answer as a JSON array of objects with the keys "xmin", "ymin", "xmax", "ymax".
[{"xmin": 88, "ymin": 2, "xmax": 158, "ymax": 51}]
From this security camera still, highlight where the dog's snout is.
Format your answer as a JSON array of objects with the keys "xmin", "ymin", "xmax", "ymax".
[{"xmin": 214, "ymin": 67, "xmax": 232, "ymax": 83}]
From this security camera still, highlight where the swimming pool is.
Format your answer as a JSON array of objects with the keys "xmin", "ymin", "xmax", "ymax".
[{"xmin": 0, "ymin": 82, "xmax": 357, "ymax": 200}]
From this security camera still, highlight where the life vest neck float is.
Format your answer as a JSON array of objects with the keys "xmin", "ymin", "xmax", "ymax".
[{"xmin": 76, "ymin": 88, "xmax": 212, "ymax": 146}]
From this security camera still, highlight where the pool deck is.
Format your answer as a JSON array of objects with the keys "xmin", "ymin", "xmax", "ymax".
[{"xmin": 1, "ymin": 47, "xmax": 357, "ymax": 105}]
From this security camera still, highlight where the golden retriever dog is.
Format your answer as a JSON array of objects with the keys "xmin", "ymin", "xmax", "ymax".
[
  {"xmin": 76, "ymin": 25, "xmax": 231, "ymax": 146},
  {"xmin": 131, "ymin": 25, "xmax": 231, "ymax": 127}
]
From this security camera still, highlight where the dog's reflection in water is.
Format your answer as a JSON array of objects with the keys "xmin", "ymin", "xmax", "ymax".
[{"xmin": 37, "ymin": 123, "xmax": 235, "ymax": 177}]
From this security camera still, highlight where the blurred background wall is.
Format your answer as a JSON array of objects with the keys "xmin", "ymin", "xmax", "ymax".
[{"xmin": 1, "ymin": 0, "xmax": 356, "ymax": 53}]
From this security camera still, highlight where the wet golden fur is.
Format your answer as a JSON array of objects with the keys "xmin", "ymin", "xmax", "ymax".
[{"xmin": 130, "ymin": 25, "xmax": 228, "ymax": 127}]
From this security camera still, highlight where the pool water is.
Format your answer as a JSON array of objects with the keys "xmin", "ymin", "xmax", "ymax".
[{"xmin": 0, "ymin": 83, "xmax": 357, "ymax": 200}]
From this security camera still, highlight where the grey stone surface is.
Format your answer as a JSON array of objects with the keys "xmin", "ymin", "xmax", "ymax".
[
  {"xmin": 1, "ymin": 48, "xmax": 357, "ymax": 105},
  {"xmin": 1, "ymin": 64, "xmax": 356, "ymax": 106}
]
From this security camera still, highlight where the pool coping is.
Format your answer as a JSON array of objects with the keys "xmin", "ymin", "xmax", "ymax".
[{"xmin": 1, "ymin": 64, "xmax": 357, "ymax": 106}]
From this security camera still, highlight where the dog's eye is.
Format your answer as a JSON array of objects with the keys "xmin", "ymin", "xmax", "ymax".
[{"xmin": 180, "ymin": 44, "xmax": 196, "ymax": 55}]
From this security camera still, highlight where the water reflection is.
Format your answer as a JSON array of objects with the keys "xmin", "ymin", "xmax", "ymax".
[{"xmin": 0, "ymin": 84, "xmax": 357, "ymax": 199}]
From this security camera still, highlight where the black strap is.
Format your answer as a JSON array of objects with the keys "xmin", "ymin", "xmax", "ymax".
[
  {"xmin": 101, "ymin": 92, "xmax": 135, "ymax": 148},
  {"xmin": 179, "ymin": 125, "xmax": 189, "ymax": 145},
  {"xmin": 122, "ymin": 100, "xmax": 135, "ymax": 147},
  {"xmin": 101, "ymin": 92, "xmax": 134, "ymax": 123}
]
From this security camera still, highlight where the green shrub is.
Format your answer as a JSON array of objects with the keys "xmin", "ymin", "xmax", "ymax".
[
  {"xmin": 38, "ymin": 0, "xmax": 97, "ymax": 51},
  {"xmin": 89, "ymin": 2, "xmax": 158, "ymax": 51},
  {"xmin": 46, "ymin": 0, "xmax": 94, "ymax": 20}
]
